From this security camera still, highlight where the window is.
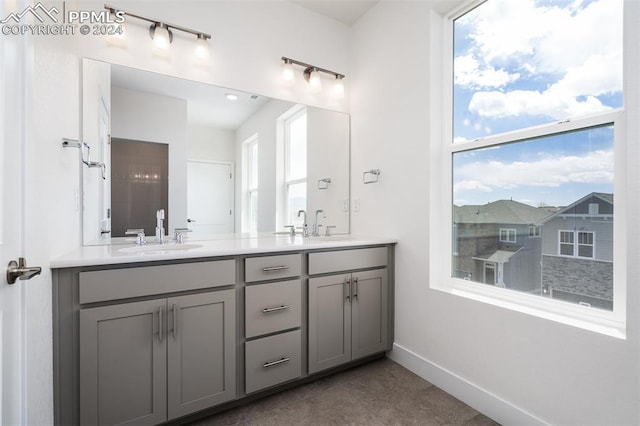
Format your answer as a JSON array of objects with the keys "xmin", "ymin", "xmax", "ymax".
[
  {"xmin": 241, "ymin": 135, "xmax": 258, "ymax": 233},
  {"xmin": 529, "ymin": 226, "xmax": 540, "ymax": 238},
  {"xmin": 284, "ymin": 107, "xmax": 307, "ymax": 227},
  {"xmin": 559, "ymin": 231, "xmax": 574, "ymax": 256},
  {"xmin": 431, "ymin": 0, "xmax": 628, "ymax": 336},
  {"xmin": 499, "ymin": 228, "xmax": 516, "ymax": 243}
]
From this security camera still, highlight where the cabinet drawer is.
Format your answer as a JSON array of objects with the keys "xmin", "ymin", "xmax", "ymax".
[
  {"xmin": 246, "ymin": 280, "xmax": 301, "ymax": 338},
  {"xmin": 245, "ymin": 254, "xmax": 301, "ymax": 283},
  {"xmin": 308, "ymin": 247, "xmax": 387, "ymax": 275},
  {"xmin": 79, "ymin": 260, "xmax": 235, "ymax": 304},
  {"xmin": 245, "ymin": 330, "xmax": 301, "ymax": 394}
]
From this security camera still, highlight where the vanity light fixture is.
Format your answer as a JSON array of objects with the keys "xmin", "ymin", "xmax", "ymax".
[
  {"xmin": 281, "ymin": 57, "xmax": 345, "ymax": 97},
  {"xmin": 104, "ymin": 4, "xmax": 211, "ymax": 54}
]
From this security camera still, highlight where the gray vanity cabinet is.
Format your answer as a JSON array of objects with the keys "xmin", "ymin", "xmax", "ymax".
[
  {"xmin": 166, "ymin": 291, "xmax": 236, "ymax": 420},
  {"xmin": 308, "ymin": 247, "xmax": 389, "ymax": 375},
  {"xmin": 80, "ymin": 299, "xmax": 167, "ymax": 426},
  {"xmin": 79, "ymin": 289, "xmax": 236, "ymax": 425}
]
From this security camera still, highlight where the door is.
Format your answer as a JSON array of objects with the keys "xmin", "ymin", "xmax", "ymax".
[
  {"xmin": 79, "ymin": 300, "xmax": 167, "ymax": 426},
  {"xmin": 0, "ymin": 8, "xmax": 27, "ymax": 424},
  {"xmin": 351, "ymin": 269, "xmax": 388, "ymax": 360},
  {"xmin": 167, "ymin": 290, "xmax": 236, "ymax": 420},
  {"xmin": 484, "ymin": 262, "xmax": 496, "ymax": 285},
  {"xmin": 308, "ymin": 274, "xmax": 351, "ymax": 374},
  {"xmin": 187, "ymin": 161, "xmax": 233, "ymax": 233}
]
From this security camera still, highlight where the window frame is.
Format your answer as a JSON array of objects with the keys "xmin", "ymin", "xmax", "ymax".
[
  {"xmin": 283, "ymin": 107, "xmax": 307, "ymax": 226},
  {"xmin": 529, "ymin": 226, "xmax": 541, "ymax": 238},
  {"xmin": 499, "ymin": 228, "xmax": 516, "ymax": 243},
  {"xmin": 429, "ymin": 0, "xmax": 629, "ymax": 338},
  {"xmin": 241, "ymin": 135, "xmax": 258, "ymax": 233}
]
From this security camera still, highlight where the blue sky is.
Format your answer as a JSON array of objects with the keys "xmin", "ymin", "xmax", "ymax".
[{"xmin": 452, "ymin": 0, "xmax": 622, "ymax": 207}]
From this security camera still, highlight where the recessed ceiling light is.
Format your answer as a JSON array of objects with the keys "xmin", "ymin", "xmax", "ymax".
[{"xmin": 225, "ymin": 93, "xmax": 238, "ymax": 101}]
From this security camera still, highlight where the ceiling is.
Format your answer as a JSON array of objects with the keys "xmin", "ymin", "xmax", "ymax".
[{"xmin": 289, "ymin": 0, "xmax": 379, "ymax": 26}]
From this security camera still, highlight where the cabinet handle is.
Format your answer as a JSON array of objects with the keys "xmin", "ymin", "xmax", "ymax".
[
  {"xmin": 171, "ymin": 304, "xmax": 178, "ymax": 338},
  {"xmin": 158, "ymin": 307, "xmax": 164, "ymax": 342},
  {"xmin": 345, "ymin": 277, "xmax": 351, "ymax": 301},
  {"xmin": 262, "ymin": 305, "xmax": 290, "ymax": 313},
  {"xmin": 353, "ymin": 277, "xmax": 359, "ymax": 300},
  {"xmin": 262, "ymin": 265, "xmax": 290, "ymax": 272},
  {"xmin": 262, "ymin": 357, "xmax": 291, "ymax": 368}
]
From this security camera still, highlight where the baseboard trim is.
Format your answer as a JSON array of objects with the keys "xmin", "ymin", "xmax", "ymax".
[{"xmin": 388, "ymin": 343, "xmax": 548, "ymax": 425}]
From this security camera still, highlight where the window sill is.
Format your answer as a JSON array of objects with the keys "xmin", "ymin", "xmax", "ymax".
[{"xmin": 433, "ymin": 278, "xmax": 626, "ymax": 340}]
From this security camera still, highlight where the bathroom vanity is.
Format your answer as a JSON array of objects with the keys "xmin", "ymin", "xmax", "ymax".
[{"xmin": 51, "ymin": 236, "xmax": 395, "ymax": 425}]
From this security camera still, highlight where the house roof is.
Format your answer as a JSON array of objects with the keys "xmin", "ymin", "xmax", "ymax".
[
  {"xmin": 540, "ymin": 192, "xmax": 613, "ymax": 224},
  {"xmin": 454, "ymin": 199, "xmax": 552, "ymax": 225}
]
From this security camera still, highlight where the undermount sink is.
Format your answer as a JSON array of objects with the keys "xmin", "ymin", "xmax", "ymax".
[
  {"xmin": 305, "ymin": 235, "xmax": 355, "ymax": 242},
  {"xmin": 118, "ymin": 243, "xmax": 204, "ymax": 254}
]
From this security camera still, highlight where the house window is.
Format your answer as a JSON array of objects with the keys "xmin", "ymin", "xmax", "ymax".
[
  {"xmin": 559, "ymin": 231, "xmax": 575, "ymax": 256},
  {"xmin": 499, "ymin": 228, "xmax": 516, "ymax": 243},
  {"xmin": 529, "ymin": 226, "xmax": 541, "ymax": 238},
  {"xmin": 284, "ymin": 107, "xmax": 307, "ymax": 227},
  {"xmin": 577, "ymin": 231, "xmax": 595, "ymax": 258},
  {"xmin": 241, "ymin": 135, "xmax": 258, "ymax": 233},
  {"xmin": 430, "ymin": 0, "xmax": 628, "ymax": 336},
  {"xmin": 558, "ymin": 230, "xmax": 595, "ymax": 259}
]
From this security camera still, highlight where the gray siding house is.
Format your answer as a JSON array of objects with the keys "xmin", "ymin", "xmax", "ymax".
[
  {"xmin": 454, "ymin": 200, "xmax": 552, "ymax": 294},
  {"xmin": 540, "ymin": 193, "xmax": 614, "ymax": 310}
]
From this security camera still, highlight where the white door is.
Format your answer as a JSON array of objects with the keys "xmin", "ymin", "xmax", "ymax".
[
  {"xmin": 0, "ymin": 9, "xmax": 27, "ymax": 424},
  {"xmin": 187, "ymin": 161, "xmax": 233, "ymax": 234}
]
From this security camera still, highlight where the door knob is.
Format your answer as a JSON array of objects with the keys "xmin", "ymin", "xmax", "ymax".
[{"xmin": 6, "ymin": 257, "xmax": 42, "ymax": 285}]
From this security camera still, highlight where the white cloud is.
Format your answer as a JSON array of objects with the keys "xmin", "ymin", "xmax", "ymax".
[
  {"xmin": 454, "ymin": 150, "xmax": 613, "ymax": 192},
  {"xmin": 454, "ymin": 55, "xmax": 520, "ymax": 89},
  {"xmin": 455, "ymin": 0, "xmax": 622, "ymax": 119}
]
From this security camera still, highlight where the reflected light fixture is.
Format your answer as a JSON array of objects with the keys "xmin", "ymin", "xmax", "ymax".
[
  {"xmin": 281, "ymin": 57, "xmax": 345, "ymax": 97},
  {"xmin": 105, "ymin": 4, "xmax": 211, "ymax": 56}
]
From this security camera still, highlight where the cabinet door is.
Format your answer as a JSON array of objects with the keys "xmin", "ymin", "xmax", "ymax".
[
  {"xmin": 167, "ymin": 290, "xmax": 236, "ymax": 420},
  {"xmin": 308, "ymin": 274, "xmax": 352, "ymax": 374},
  {"xmin": 80, "ymin": 300, "xmax": 167, "ymax": 426},
  {"xmin": 351, "ymin": 269, "xmax": 388, "ymax": 360}
]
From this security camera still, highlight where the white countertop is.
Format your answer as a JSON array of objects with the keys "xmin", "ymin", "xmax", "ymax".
[{"xmin": 50, "ymin": 234, "xmax": 397, "ymax": 268}]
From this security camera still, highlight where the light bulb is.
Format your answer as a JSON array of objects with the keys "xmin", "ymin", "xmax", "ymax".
[
  {"xmin": 282, "ymin": 60, "xmax": 295, "ymax": 85},
  {"xmin": 151, "ymin": 23, "xmax": 172, "ymax": 50},
  {"xmin": 308, "ymin": 68, "xmax": 322, "ymax": 93},
  {"xmin": 194, "ymin": 35, "xmax": 209, "ymax": 60},
  {"xmin": 334, "ymin": 76, "xmax": 345, "ymax": 98}
]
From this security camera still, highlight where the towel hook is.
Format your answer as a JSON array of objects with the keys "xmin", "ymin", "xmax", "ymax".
[{"xmin": 363, "ymin": 169, "xmax": 380, "ymax": 184}]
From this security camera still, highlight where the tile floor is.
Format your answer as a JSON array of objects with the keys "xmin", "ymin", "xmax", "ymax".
[{"xmin": 188, "ymin": 357, "xmax": 500, "ymax": 426}]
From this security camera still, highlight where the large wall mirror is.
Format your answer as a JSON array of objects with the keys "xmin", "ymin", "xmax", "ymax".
[{"xmin": 81, "ymin": 58, "xmax": 350, "ymax": 245}]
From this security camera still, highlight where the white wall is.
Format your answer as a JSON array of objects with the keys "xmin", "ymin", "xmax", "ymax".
[
  {"xmin": 25, "ymin": 1, "xmax": 351, "ymax": 423},
  {"xmin": 111, "ymin": 86, "xmax": 188, "ymax": 231},
  {"xmin": 188, "ymin": 124, "xmax": 235, "ymax": 164},
  {"xmin": 350, "ymin": 1, "xmax": 640, "ymax": 425}
]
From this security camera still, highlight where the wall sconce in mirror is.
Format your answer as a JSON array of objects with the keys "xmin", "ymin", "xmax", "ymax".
[
  {"xmin": 62, "ymin": 138, "xmax": 107, "ymax": 180},
  {"xmin": 363, "ymin": 169, "xmax": 381, "ymax": 184},
  {"xmin": 281, "ymin": 56, "xmax": 345, "ymax": 98},
  {"xmin": 318, "ymin": 178, "xmax": 332, "ymax": 190},
  {"xmin": 104, "ymin": 4, "xmax": 211, "ymax": 56}
]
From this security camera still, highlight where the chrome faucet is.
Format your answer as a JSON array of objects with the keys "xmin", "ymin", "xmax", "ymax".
[
  {"xmin": 313, "ymin": 209, "xmax": 325, "ymax": 237},
  {"xmin": 156, "ymin": 209, "xmax": 165, "ymax": 244},
  {"xmin": 297, "ymin": 210, "xmax": 309, "ymax": 237}
]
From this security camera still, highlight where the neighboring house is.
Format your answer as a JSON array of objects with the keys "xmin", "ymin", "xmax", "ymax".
[
  {"xmin": 454, "ymin": 200, "xmax": 552, "ymax": 293},
  {"xmin": 540, "ymin": 193, "xmax": 614, "ymax": 310}
]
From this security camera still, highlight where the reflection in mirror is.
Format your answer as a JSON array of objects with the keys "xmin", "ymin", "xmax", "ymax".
[{"xmin": 81, "ymin": 58, "xmax": 350, "ymax": 245}]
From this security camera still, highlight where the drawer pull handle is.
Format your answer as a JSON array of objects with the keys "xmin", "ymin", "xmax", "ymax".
[
  {"xmin": 263, "ymin": 357, "xmax": 291, "ymax": 368},
  {"xmin": 262, "ymin": 265, "xmax": 290, "ymax": 272},
  {"xmin": 262, "ymin": 305, "xmax": 291, "ymax": 313}
]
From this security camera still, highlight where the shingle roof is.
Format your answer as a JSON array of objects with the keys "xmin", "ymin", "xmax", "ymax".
[{"xmin": 454, "ymin": 200, "xmax": 553, "ymax": 225}]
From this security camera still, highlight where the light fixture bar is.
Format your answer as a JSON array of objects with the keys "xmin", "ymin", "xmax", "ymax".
[
  {"xmin": 104, "ymin": 4, "xmax": 211, "ymax": 40},
  {"xmin": 281, "ymin": 57, "xmax": 345, "ymax": 79}
]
